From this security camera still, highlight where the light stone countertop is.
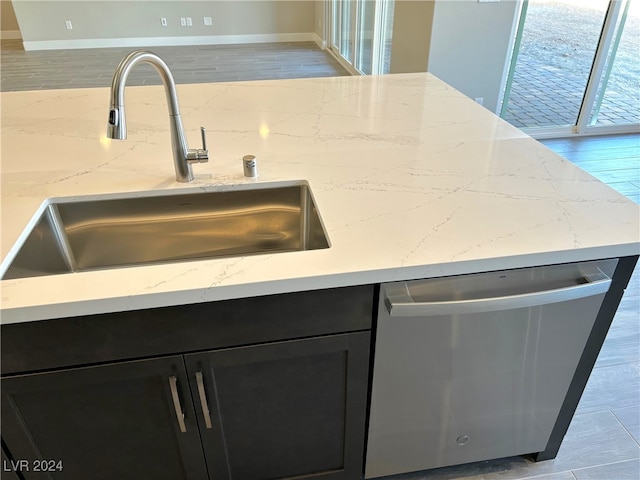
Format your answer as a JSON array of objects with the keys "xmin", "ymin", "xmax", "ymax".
[{"xmin": 1, "ymin": 73, "xmax": 638, "ymax": 324}]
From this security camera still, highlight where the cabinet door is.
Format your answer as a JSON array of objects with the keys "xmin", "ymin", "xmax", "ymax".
[
  {"xmin": 1, "ymin": 446, "xmax": 21, "ymax": 480},
  {"xmin": 185, "ymin": 332, "xmax": 370, "ymax": 480},
  {"xmin": 1, "ymin": 356, "xmax": 208, "ymax": 480}
]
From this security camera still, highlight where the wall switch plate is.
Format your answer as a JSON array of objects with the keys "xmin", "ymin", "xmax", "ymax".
[
  {"xmin": 204, "ymin": 16, "xmax": 213, "ymax": 26},
  {"xmin": 65, "ymin": 20, "xmax": 73, "ymax": 30},
  {"xmin": 160, "ymin": 17, "xmax": 168, "ymax": 27},
  {"xmin": 186, "ymin": 17, "xmax": 193, "ymax": 27},
  {"xmin": 180, "ymin": 17, "xmax": 187, "ymax": 27}
]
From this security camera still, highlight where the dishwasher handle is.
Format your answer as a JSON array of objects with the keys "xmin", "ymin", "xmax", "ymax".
[{"xmin": 384, "ymin": 270, "xmax": 612, "ymax": 317}]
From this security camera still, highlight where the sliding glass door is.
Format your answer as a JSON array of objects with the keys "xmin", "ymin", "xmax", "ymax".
[
  {"xmin": 330, "ymin": 0, "xmax": 395, "ymax": 75},
  {"xmin": 501, "ymin": 0, "xmax": 638, "ymax": 137},
  {"xmin": 587, "ymin": 0, "xmax": 639, "ymax": 128},
  {"xmin": 331, "ymin": 0, "xmax": 355, "ymax": 64}
]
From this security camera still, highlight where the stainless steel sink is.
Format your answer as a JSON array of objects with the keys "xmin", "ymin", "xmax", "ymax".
[{"xmin": 2, "ymin": 182, "xmax": 330, "ymax": 280}]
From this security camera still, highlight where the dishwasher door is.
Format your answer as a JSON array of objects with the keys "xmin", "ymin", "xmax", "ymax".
[{"xmin": 365, "ymin": 260, "xmax": 616, "ymax": 479}]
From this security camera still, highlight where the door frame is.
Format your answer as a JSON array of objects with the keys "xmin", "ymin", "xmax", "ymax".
[
  {"xmin": 328, "ymin": 0, "xmax": 361, "ymax": 75},
  {"xmin": 326, "ymin": 0, "xmax": 393, "ymax": 76}
]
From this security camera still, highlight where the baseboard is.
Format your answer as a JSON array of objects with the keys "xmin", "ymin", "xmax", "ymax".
[
  {"xmin": 0, "ymin": 30, "xmax": 22, "ymax": 40},
  {"xmin": 22, "ymin": 32, "xmax": 318, "ymax": 51},
  {"xmin": 312, "ymin": 33, "xmax": 327, "ymax": 50}
]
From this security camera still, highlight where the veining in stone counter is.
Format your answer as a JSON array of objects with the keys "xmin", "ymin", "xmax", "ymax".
[{"xmin": 1, "ymin": 73, "xmax": 638, "ymax": 323}]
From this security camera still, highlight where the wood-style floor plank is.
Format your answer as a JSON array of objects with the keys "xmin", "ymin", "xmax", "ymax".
[
  {"xmin": 541, "ymin": 134, "xmax": 640, "ymax": 204},
  {"xmin": 0, "ymin": 40, "xmax": 349, "ymax": 91}
]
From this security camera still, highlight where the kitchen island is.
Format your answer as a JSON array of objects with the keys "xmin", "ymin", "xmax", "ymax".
[
  {"xmin": 1, "ymin": 73, "xmax": 638, "ymax": 479},
  {"xmin": 1, "ymin": 72, "xmax": 637, "ymax": 322}
]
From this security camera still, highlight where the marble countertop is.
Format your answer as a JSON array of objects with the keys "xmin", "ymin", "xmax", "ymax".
[{"xmin": 1, "ymin": 73, "xmax": 638, "ymax": 324}]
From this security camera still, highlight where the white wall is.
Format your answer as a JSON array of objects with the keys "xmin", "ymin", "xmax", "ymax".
[
  {"xmin": 315, "ymin": 0, "xmax": 326, "ymax": 44},
  {"xmin": 389, "ymin": 0, "xmax": 435, "ymax": 74},
  {"xmin": 12, "ymin": 0, "xmax": 317, "ymax": 50},
  {"xmin": 389, "ymin": 0, "xmax": 520, "ymax": 113},
  {"xmin": 428, "ymin": 0, "xmax": 519, "ymax": 112},
  {"xmin": 1, "ymin": 0, "xmax": 21, "ymax": 39}
]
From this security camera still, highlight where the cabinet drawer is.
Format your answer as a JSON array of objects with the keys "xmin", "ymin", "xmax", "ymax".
[{"xmin": 2, "ymin": 285, "xmax": 374, "ymax": 375}]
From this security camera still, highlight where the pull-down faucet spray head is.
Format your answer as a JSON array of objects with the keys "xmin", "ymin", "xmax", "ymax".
[
  {"xmin": 106, "ymin": 50, "xmax": 208, "ymax": 182},
  {"xmin": 107, "ymin": 106, "xmax": 126, "ymax": 140}
]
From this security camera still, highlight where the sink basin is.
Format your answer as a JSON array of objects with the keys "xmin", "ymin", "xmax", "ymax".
[{"xmin": 2, "ymin": 182, "xmax": 330, "ymax": 280}]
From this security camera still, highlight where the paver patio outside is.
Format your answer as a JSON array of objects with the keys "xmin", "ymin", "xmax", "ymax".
[{"xmin": 503, "ymin": 0, "xmax": 639, "ymax": 129}]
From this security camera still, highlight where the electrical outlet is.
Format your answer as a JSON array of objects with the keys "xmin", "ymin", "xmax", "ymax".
[
  {"xmin": 474, "ymin": 97, "xmax": 484, "ymax": 105},
  {"xmin": 186, "ymin": 17, "xmax": 193, "ymax": 27},
  {"xmin": 65, "ymin": 20, "xmax": 73, "ymax": 30},
  {"xmin": 161, "ymin": 17, "xmax": 167, "ymax": 27},
  {"xmin": 203, "ymin": 16, "xmax": 212, "ymax": 26},
  {"xmin": 180, "ymin": 17, "xmax": 187, "ymax": 27}
]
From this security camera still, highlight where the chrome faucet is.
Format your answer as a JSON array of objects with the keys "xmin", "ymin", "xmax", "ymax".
[{"xmin": 106, "ymin": 50, "xmax": 208, "ymax": 182}]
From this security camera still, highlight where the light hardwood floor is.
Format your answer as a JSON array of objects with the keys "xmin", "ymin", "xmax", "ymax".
[
  {"xmin": 1, "ymin": 40, "xmax": 638, "ymax": 480},
  {"xmin": 0, "ymin": 40, "xmax": 349, "ymax": 91},
  {"xmin": 541, "ymin": 134, "xmax": 640, "ymax": 205}
]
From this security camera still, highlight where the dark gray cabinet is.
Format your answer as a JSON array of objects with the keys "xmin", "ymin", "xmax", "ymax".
[
  {"xmin": 1, "ymin": 356, "xmax": 208, "ymax": 480},
  {"xmin": 187, "ymin": 333, "xmax": 370, "ymax": 480},
  {"xmin": 1, "ymin": 286, "xmax": 373, "ymax": 480},
  {"xmin": 1, "ymin": 446, "xmax": 21, "ymax": 480}
]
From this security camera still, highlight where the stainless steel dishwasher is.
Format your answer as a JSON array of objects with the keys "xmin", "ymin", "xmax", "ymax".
[{"xmin": 365, "ymin": 259, "xmax": 616, "ymax": 478}]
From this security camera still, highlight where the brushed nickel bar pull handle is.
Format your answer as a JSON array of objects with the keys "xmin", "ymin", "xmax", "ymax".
[
  {"xmin": 385, "ymin": 269, "xmax": 612, "ymax": 317},
  {"xmin": 169, "ymin": 376, "xmax": 187, "ymax": 433},
  {"xmin": 196, "ymin": 371, "xmax": 213, "ymax": 429}
]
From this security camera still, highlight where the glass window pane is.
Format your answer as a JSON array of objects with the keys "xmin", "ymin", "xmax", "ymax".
[
  {"xmin": 381, "ymin": 0, "xmax": 395, "ymax": 74},
  {"xmin": 340, "ymin": 0, "xmax": 354, "ymax": 62},
  {"xmin": 502, "ymin": 0, "xmax": 609, "ymax": 129},
  {"xmin": 356, "ymin": 0, "xmax": 376, "ymax": 74},
  {"xmin": 590, "ymin": 1, "xmax": 640, "ymax": 126},
  {"xmin": 331, "ymin": 0, "xmax": 340, "ymax": 49}
]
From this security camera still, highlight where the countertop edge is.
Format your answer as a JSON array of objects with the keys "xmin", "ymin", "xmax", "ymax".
[{"xmin": 3, "ymin": 243, "xmax": 638, "ymax": 325}]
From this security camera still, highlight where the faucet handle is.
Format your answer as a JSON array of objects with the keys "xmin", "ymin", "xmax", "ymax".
[
  {"xmin": 187, "ymin": 126, "xmax": 209, "ymax": 164},
  {"xmin": 200, "ymin": 126, "xmax": 208, "ymax": 152}
]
